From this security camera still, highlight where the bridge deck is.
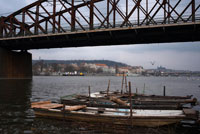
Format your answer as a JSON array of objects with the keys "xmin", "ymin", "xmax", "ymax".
[{"xmin": 0, "ymin": 22, "xmax": 199, "ymax": 50}]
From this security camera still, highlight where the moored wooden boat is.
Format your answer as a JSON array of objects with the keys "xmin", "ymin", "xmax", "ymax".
[
  {"xmin": 92, "ymin": 91, "xmax": 193, "ymax": 99},
  {"xmin": 91, "ymin": 91, "xmax": 197, "ymax": 105},
  {"xmin": 91, "ymin": 91, "xmax": 193, "ymax": 100},
  {"xmin": 31, "ymin": 101, "xmax": 199, "ymax": 127},
  {"xmin": 60, "ymin": 93, "xmax": 196, "ymax": 110}
]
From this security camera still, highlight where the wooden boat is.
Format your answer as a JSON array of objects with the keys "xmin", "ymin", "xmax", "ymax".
[
  {"xmin": 91, "ymin": 91, "xmax": 193, "ymax": 100},
  {"xmin": 31, "ymin": 101, "xmax": 199, "ymax": 127},
  {"xmin": 90, "ymin": 91, "xmax": 197, "ymax": 105},
  {"xmin": 60, "ymin": 92, "xmax": 196, "ymax": 110}
]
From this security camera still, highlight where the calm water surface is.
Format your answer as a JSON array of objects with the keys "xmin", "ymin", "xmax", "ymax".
[{"xmin": 0, "ymin": 76, "xmax": 200, "ymax": 134}]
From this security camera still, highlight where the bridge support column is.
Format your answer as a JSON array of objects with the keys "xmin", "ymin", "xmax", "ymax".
[{"xmin": 0, "ymin": 48, "xmax": 32, "ymax": 79}]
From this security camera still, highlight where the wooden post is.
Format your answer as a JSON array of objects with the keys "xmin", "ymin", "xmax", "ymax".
[
  {"xmin": 121, "ymin": 72, "xmax": 125, "ymax": 94},
  {"xmin": 63, "ymin": 103, "xmax": 66, "ymax": 111},
  {"xmin": 62, "ymin": 103, "xmax": 66, "ymax": 120},
  {"xmin": 88, "ymin": 86, "xmax": 91, "ymax": 98},
  {"xmin": 129, "ymin": 82, "xmax": 132, "ymax": 118},
  {"xmin": 163, "ymin": 86, "xmax": 166, "ymax": 96},
  {"xmin": 125, "ymin": 75, "xmax": 128, "ymax": 92},
  {"xmin": 136, "ymin": 88, "xmax": 138, "ymax": 94},
  {"xmin": 143, "ymin": 83, "xmax": 145, "ymax": 94},
  {"xmin": 107, "ymin": 80, "xmax": 110, "ymax": 96}
]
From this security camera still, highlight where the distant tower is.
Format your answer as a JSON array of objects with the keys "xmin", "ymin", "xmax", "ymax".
[{"xmin": 150, "ymin": 61, "xmax": 155, "ymax": 65}]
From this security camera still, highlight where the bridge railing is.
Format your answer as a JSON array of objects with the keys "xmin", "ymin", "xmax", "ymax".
[
  {"xmin": 0, "ymin": 0, "xmax": 200, "ymax": 38},
  {"xmin": 39, "ymin": 14, "xmax": 200, "ymax": 35}
]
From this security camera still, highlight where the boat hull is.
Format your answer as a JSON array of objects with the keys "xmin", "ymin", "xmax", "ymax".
[{"xmin": 33, "ymin": 108, "xmax": 184, "ymax": 127}]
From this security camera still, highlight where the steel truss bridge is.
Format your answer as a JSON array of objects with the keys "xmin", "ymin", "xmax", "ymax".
[{"xmin": 0, "ymin": 0, "xmax": 200, "ymax": 50}]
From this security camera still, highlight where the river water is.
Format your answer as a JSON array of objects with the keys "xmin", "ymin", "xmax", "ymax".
[{"xmin": 0, "ymin": 76, "xmax": 200, "ymax": 134}]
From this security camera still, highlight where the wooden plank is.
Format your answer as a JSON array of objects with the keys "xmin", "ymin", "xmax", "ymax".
[
  {"xmin": 65, "ymin": 105, "xmax": 87, "ymax": 111},
  {"xmin": 31, "ymin": 100, "xmax": 51, "ymax": 106},
  {"xmin": 31, "ymin": 101, "xmax": 63, "ymax": 109},
  {"xmin": 109, "ymin": 96, "xmax": 128, "ymax": 106}
]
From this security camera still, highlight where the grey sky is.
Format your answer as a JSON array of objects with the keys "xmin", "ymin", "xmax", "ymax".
[
  {"xmin": 30, "ymin": 42, "xmax": 200, "ymax": 71},
  {"xmin": 1, "ymin": 0, "xmax": 200, "ymax": 71}
]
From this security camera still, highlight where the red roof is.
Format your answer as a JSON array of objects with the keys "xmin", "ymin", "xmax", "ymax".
[{"xmin": 95, "ymin": 64, "xmax": 107, "ymax": 67}]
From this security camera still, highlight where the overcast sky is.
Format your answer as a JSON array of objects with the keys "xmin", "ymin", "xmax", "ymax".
[
  {"xmin": 29, "ymin": 42, "xmax": 200, "ymax": 71},
  {"xmin": 1, "ymin": 0, "xmax": 200, "ymax": 71}
]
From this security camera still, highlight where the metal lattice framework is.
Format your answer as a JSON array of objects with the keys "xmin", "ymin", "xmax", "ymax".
[{"xmin": 0, "ymin": 0, "xmax": 200, "ymax": 38}]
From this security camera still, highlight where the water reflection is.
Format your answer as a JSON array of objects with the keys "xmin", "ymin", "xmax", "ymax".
[{"xmin": 0, "ymin": 79, "xmax": 33, "ymax": 134}]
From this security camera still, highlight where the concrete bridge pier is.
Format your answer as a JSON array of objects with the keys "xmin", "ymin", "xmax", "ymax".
[{"xmin": 0, "ymin": 48, "xmax": 32, "ymax": 79}]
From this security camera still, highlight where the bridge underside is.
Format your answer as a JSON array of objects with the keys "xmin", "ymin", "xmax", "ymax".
[
  {"xmin": 0, "ymin": 23, "xmax": 199, "ymax": 50},
  {"xmin": 0, "ymin": 48, "xmax": 32, "ymax": 79}
]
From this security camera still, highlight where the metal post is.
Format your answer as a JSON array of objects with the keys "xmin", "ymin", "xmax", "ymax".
[
  {"xmin": 168, "ymin": 0, "xmax": 170, "ymax": 24},
  {"xmin": 129, "ymin": 82, "xmax": 132, "ymax": 118},
  {"xmin": 0, "ymin": 19, "xmax": 2, "ymax": 38},
  {"xmin": 192, "ymin": 0, "xmax": 195, "ymax": 22},
  {"xmin": 137, "ymin": 0, "xmax": 140, "ymax": 26},
  {"xmin": 146, "ymin": 0, "xmax": 148, "ymax": 24},
  {"xmin": 53, "ymin": 0, "xmax": 56, "ymax": 33},
  {"xmin": 126, "ymin": 0, "xmax": 128, "ymax": 26},
  {"xmin": 10, "ymin": 17, "xmax": 14, "ymax": 37},
  {"xmin": 113, "ymin": 0, "xmax": 116, "ymax": 28},
  {"xmin": 22, "ymin": 10, "xmax": 25, "ymax": 36},
  {"xmin": 58, "ymin": 15, "xmax": 61, "ymax": 33},
  {"xmin": 90, "ymin": 0, "xmax": 94, "ymax": 30},
  {"xmin": 35, "ymin": 4, "xmax": 39, "ymax": 35},
  {"xmin": 14, "ymin": 27, "xmax": 16, "ymax": 37},
  {"xmin": 164, "ymin": 0, "xmax": 166, "ymax": 24},
  {"xmin": 45, "ymin": 21, "xmax": 48, "ymax": 34},
  {"xmin": 71, "ymin": 0, "xmax": 75, "ymax": 31},
  {"xmin": 107, "ymin": 0, "xmax": 110, "ymax": 28}
]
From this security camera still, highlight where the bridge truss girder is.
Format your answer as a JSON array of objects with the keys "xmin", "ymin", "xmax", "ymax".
[{"xmin": 0, "ymin": 0, "xmax": 200, "ymax": 38}]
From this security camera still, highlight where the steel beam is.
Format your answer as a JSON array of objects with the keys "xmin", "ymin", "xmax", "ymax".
[
  {"xmin": 192, "ymin": 0, "xmax": 195, "ymax": 22},
  {"xmin": 0, "ymin": 0, "xmax": 199, "ymax": 39},
  {"xmin": 71, "ymin": 0, "xmax": 75, "ymax": 31},
  {"xmin": 113, "ymin": 0, "xmax": 116, "ymax": 28},
  {"xmin": 53, "ymin": 0, "xmax": 56, "ymax": 33},
  {"xmin": 90, "ymin": 0, "xmax": 94, "ymax": 30},
  {"xmin": 107, "ymin": 0, "xmax": 109, "ymax": 28},
  {"xmin": 35, "ymin": 4, "xmax": 39, "ymax": 35}
]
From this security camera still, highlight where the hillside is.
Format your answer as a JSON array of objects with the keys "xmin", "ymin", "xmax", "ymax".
[{"xmin": 32, "ymin": 60, "xmax": 129, "ymax": 67}]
